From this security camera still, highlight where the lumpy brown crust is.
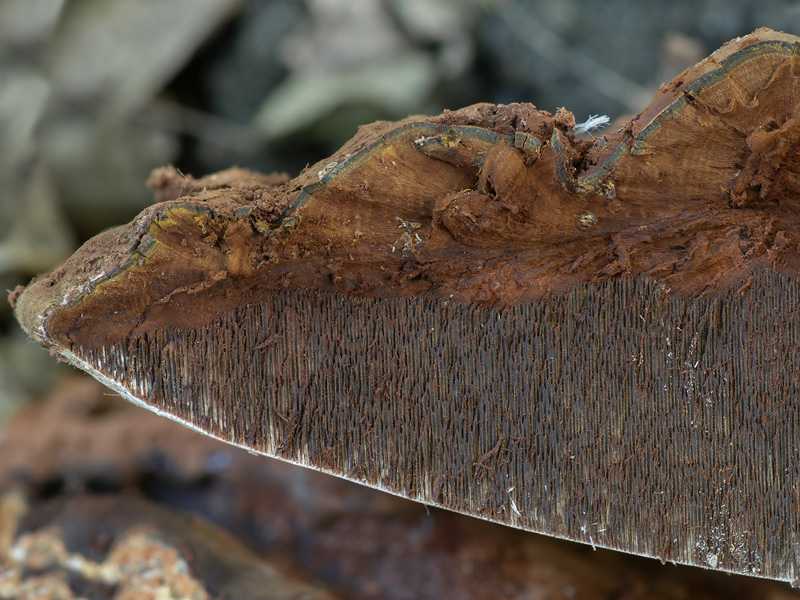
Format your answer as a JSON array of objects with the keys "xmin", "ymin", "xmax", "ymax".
[{"xmin": 12, "ymin": 28, "xmax": 800, "ymax": 350}]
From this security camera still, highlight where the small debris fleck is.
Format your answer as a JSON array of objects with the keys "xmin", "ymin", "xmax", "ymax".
[
  {"xmin": 573, "ymin": 115, "xmax": 610, "ymax": 135},
  {"xmin": 395, "ymin": 217, "xmax": 422, "ymax": 232},
  {"xmin": 317, "ymin": 161, "xmax": 338, "ymax": 180}
]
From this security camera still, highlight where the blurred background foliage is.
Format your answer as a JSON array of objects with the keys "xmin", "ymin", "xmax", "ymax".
[{"xmin": 2, "ymin": 0, "xmax": 800, "ymax": 417}]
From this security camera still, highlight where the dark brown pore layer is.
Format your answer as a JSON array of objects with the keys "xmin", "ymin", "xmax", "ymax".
[{"xmin": 79, "ymin": 269, "xmax": 800, "ymax": 582}]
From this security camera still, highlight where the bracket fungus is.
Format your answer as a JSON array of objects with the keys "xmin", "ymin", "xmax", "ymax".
[{"xmin": 10, "ymin": 28, "xmax": 800, "ymax": 583}]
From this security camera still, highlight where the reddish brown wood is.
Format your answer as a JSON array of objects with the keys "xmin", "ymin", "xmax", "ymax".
[{"xmin": 12, "ymin": 29, "xmax": 800, "ymax": 351}]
